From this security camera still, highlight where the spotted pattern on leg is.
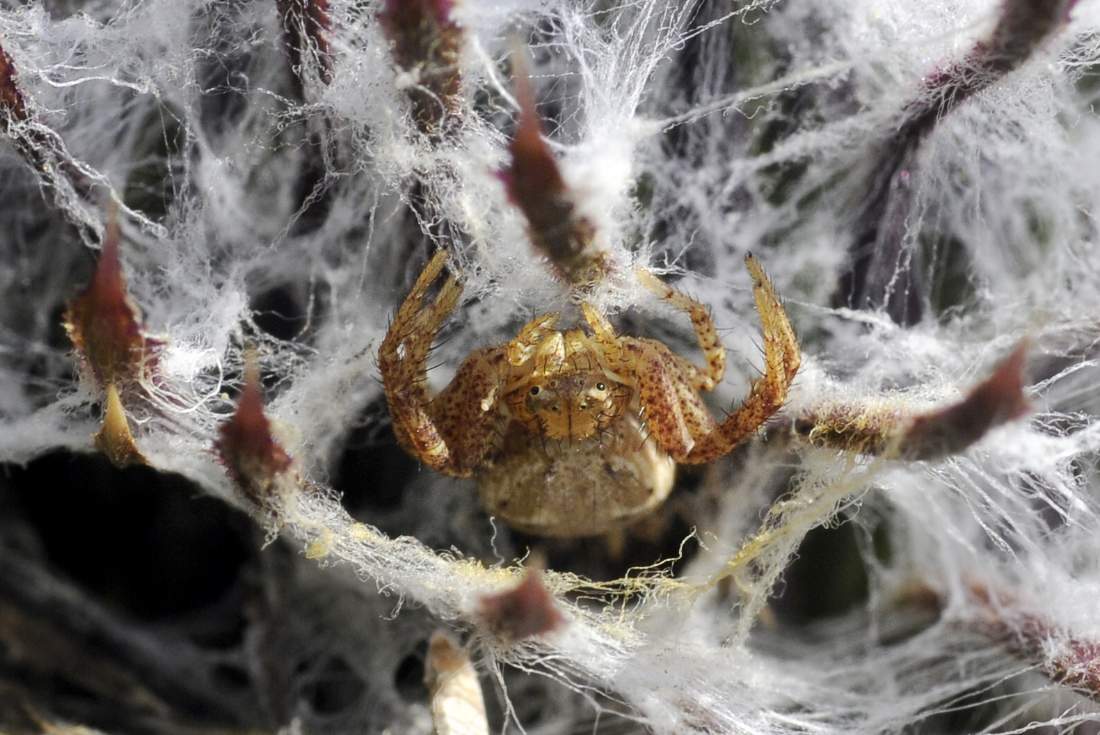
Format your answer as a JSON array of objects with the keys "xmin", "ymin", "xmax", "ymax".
[
  {"xmin": 623, "ymin": 339, "xmax": 694, "ymax": 458},
  {"xmin": 680, "ymin": 254, "xmax": 800, "ymax": 463},
  {"xmin": 636, "ymin": 267, "xmax": 726, "ymax": 391},
  {"xmin": 429, "ymin": 347, "xmax": 510, "ymax": 476}
]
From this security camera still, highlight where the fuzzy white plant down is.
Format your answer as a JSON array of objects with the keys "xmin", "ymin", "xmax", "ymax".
[{"xmin": 2, "ymin": 0, "xmax": 1100, "ymax": 732}]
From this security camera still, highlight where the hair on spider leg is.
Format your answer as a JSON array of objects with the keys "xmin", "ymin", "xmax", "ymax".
[
  {"xmin": 426, "ymin": 324, "xmax": 463, "ymax": 350},
  {"xmin": 424, "ymin": 359, "xmax": 452, "ymax": 374},
  {"xmin": 393, "ymin": 374, "xmax": 431, "ymax": 391},
  {"xmin": 385, "ymin": 319, "xmax": 427, "ymax": 343},
  {"xmin": 734, "ymin": 336, "xmax": 776, "ymax": 374},
  {"xmin": 635, "ymin": 414, "xmax": 654, "ymax": 447},
  {"xmin": 716, "ymin": 401, "xmax": 737, "ymax": 421},
  {"xmin": 713, "ymin": 321, "xmax": 746, "ymax": 336}
]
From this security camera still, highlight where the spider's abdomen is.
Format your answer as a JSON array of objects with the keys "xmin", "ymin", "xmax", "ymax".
[{"xmin": 477, "ymin": 414, "xmax": 674, "ymax": 538}]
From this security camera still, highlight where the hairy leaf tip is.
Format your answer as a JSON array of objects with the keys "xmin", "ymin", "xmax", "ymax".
[
  {"xmin": 64, "ymin": 210, "xmax": 163, "ymax": 391},
  {"xmin": 478, "ymin": 566, "xmax": 565, "ymax": 642},
  {"xmin": 903, "ymin": 340, "xmax": 1031, "ymax": 459},
  {"xmin": 0, "ymin": 43, "xmax": 27, "ymax": 122},
  {"xmin": 499, "ymin": 55, "xmax": 605, "ymax": 288},
  {"xmin": 379, "ymin": 0, "xmax": 463, "ymax": 137},
  {"xmin": 215, "ymin": 361, "xmax": 294, "ymax": 509}
]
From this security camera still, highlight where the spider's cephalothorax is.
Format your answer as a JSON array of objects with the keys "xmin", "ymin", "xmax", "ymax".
[
  {"xmin": 501, "ymin": 315, "xmax": 631, "ymax": 441},
  {"xmin": 379, "ymin": 252, "xmax": 800, "ymax": 537}
]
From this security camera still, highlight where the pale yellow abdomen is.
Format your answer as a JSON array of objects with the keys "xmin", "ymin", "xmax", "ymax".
[{"xmin": 477, "ymin": 414, "xmax": 675, "ymax": 538}]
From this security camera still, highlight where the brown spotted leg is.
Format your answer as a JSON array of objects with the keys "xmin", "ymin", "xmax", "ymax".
[
  {"xmin": 636, "ymin": 267, "xmax": 727, "ymax": 391},
  {"xmin": 632, "ymin": 255, "xmax": 801, "ymax": 464},
  {"xmin": 379, "ymin": 251, "xmax": 506, "ymax": 476},
  {"xmin": 426, "ymin": 346, "xmax": 511, "ymax": 475}
]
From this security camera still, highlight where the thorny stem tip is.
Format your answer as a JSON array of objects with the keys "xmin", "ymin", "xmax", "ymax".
[
  {"xmin": 215, "ymin": 359, "xmax": 294, "ymax": 511},
  {"xmin": 62, "ymin": 207, "xmax": 161, "ymax": 467},
  {"xmin": 94, "ymin": 382, "xmax": 147, "ymax": 468},
  {"xmin": 499, "ymin": 52, "xmax": 608, "ymax": 291},
  {"xmin": 379, "ymin": 0, "xmax": 463, "ymax": 139},
  {"xmin": 796, "ymin": 340, "xmax": 1031, "ymax": 460},
  {"xmin": 63, "ymin": 206, "xmax": 163, "ymax": 392},
  {"xmin": 900, "ymin": 580, "xmax": 1100, "ymax": 702},
  {"xmin": 834, "ymin": 0, "xmax": 1076, "ymax": 325},
  {"xmin": 278, "ymin": 0, "xmax": 333, "ymax": 94}
]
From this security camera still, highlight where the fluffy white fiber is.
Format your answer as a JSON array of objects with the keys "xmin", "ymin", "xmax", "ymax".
[{"xmin": 2, "ymin": 0, "xmax": 1099, "ymax": 732}]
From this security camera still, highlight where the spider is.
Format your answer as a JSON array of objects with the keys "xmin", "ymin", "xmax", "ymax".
[{"xmin": 379, "ymin": 251, "xmax": 801, "ymax": 537}]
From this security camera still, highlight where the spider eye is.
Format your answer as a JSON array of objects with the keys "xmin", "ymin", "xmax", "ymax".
[
  {"xmin": 529, "ymin": 386, "xmax": 541, "ymax": 396},
  {"xmin": 595, "ymin": 382, "xmax": 607, "ymax": 391}
]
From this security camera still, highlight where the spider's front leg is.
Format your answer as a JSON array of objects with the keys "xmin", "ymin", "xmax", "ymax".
[
  {"xmin": 635, "ymin": 267, "xmax": 726, "ymax": 391},
  {"xmin": 632, "ymin": 255, "xmax": 801, "ymax": 464},
  {"xmin": 379, "ymin": 251, "xmax": 506, "ymax": 477}
]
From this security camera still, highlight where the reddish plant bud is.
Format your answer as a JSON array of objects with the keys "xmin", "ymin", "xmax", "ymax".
[
  {"xmin": 0, "ymin": 43, "xmax": 27, "ymax": 122},
  {"xmin": 378, "ymin": 0, "xmax": 463, "ymax": 137},
  {"xmin": 898, "ymin": 582, "xmax": 1100, "ymax": 700},
  {"xmin": 966, "ymin": 582, "xmax": 1100, "ymax": 701},
  {"xmin": 500, "ymin": 70, "xmax": 568, "ymax": 216},
  {"xmin": 796, "ymin": 341, "xmax": 1030, "ymax": 460},
  {"xmin": 63, "ymin": 212, "xmax": 163, "ymax": 391},
  {"xmin": 901, "ymin": 341, "xmax": 1030, "ymax": 459},
  {"xmin": 215, "ymin": 364, "xmax": 294, "ymax": 510},
  {"xmin": 835, "ymin": 0, "xmax": 1076, "ymax": 325},
  {"xmin": 277, "ymin": 0, "xmax": 333, "ymax": 91},
  {"xmin": 499, "ymin": 63, "xmax": 606, "ymax": 288},
  {"xmin": 478, "ymin": 567, "xmax": 565, "ymax": 642}
]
